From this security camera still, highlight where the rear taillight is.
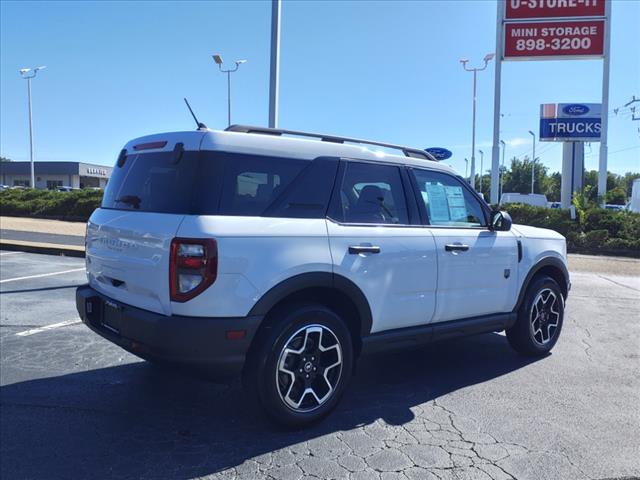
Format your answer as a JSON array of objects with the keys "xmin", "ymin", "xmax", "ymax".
[{"xmin": 170, "ymin": 238, "xmax": 217, "ymax": 302}]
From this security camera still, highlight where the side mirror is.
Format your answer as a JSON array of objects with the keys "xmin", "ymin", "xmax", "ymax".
[{"xmin": 490, "ymin": 210, "xmax": 512, "ymax": 231}]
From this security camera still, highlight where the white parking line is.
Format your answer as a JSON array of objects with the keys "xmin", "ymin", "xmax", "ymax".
[
  {"xmin": 16, "ymin": 319, "xmax": 82, "ymax": 337},
  {"xmin": 0, "ymin": 268, "xmax": 85, "ymax": 284}
]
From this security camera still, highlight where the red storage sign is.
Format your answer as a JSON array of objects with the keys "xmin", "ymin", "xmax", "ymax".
[
  {"xmin": 505, "ymin": 0, "xmax": 606, "ymax": 20},
  {"xmin": 504, "ymin": 19, "xmax": 605, "ymax": 58}
]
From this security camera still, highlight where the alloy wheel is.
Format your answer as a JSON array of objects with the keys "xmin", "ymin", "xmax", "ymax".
[
  {"xmin": 530, "ymin": 288, "xmax": 561, "ymax": 346},
  {"xmin": 276, "ymin": 324, "xmax": 343, "ymax": 413}
]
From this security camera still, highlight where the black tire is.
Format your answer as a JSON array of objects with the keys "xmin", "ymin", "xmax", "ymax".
[
  {"xmin": 506, "ymin": 275, "xmax": 564, "ymax": 356},
  {"xmin": 245, "ymin": 303, "xmax": 353, "ymax": 428}
]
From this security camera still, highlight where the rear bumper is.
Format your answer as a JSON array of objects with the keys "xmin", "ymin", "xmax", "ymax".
[{"xmin": 75, "ymin": 285, "xmax": 262, "ymax": 378}]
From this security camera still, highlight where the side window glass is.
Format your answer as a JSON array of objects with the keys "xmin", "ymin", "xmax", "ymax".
[
  {"xmin": 236, "ymin": 172, "xmax": 281, "ymax": 198},
  {"xmin": 412, "ymin": 169, "xmax": 486, "ymax": 227},
  {"xmin": 218, "ymin": 155, "xmax": 305, "ymax": 216},
  {"xmin": 335, "ymin": 162, "xmax": 409, "ymax": 225}
]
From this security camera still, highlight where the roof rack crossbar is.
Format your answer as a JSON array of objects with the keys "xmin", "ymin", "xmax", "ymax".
[{"xmin": 225, "ymin": 124, "xmax": 436, "ymax": 161}]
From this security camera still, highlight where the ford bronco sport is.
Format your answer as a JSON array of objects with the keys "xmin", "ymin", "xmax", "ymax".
[{"xmin": 76, "ymin": 125, "xmax": 569, "ymax": 427}]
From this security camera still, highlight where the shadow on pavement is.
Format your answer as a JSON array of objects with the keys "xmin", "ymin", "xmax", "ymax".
[{"xmin": 0, "ymin": 332, "xmax": 542, "ymax": 479}]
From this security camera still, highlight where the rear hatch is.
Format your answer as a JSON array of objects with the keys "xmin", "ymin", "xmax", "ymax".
[{"xmin": 86, "ymin": 133, "xmax": 208, "ymax": 315}]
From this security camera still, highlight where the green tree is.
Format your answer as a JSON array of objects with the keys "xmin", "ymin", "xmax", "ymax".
[
  {"xmin": 584, "ymin": 170, "xmax": 620, "ymax": 193},
  {"xmin": 502, "ymin": 156, "xmax": 548, "ymax": 195},
  {"xmin": 543, "ymin": 171, "xmax": 561, "ymax": 202},
  {"xmin": 0, "ymin": 156, "xmax": 12, "ymax": 162},
  {"xmin": 605, "ymin": 187, "xmax": 628, "ymax": 205}
]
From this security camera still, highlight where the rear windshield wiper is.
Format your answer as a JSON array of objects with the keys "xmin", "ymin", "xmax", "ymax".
[{"xmin": 115, "ymin": 195, "xmax": 142, "ymax": 209}]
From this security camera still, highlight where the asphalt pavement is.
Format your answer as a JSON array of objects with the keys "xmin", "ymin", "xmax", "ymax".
[{"xmin": 1, "ymin": 251, "xmax": 638, "ymax": 480}]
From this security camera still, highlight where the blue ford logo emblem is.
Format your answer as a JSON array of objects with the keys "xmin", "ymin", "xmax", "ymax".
[
  {"xmin": 562, "ymin": 104, "xmax": 589, "ymax": 116},
  {"xmin": 425, "ymin": 147, "xmax": 452, "ymax": 161}
]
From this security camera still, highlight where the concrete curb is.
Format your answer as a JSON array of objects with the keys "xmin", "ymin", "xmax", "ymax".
[{"xmin": 0, "ymin": 239, "xmax": 85, "ymax": 258}]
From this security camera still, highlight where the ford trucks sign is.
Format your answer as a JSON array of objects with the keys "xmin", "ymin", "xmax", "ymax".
[{"xmin": 540, "ymin": 103, "xmax": 602, "ymax": 142}]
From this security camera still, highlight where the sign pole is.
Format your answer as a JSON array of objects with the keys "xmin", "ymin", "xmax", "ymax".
[
  {"xmin": 268, "ymin": 0, "xmax": 281, "ymax": 128},
  {"xmin": 597, "ymin": 0, "xmax": 612, "ymax": 204},
  {"xmin": 490, "ymin": 0, "xmax": 504, "ymax": 205}
]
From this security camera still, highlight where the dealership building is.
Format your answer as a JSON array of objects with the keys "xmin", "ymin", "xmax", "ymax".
[{"xmin": 0, "ymin": 162, "xmax": 112, "ymax": 189}]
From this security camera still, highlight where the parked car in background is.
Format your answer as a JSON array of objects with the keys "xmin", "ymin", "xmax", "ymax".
[
  {"xmin": 0, "ymin": 184, "xmax": 9, "ymax": 192},
  {"xmin": 604, "ymin": 204, "xmax": 625, "ymax": 212},
  {"xmin": 500, "ymin": 193, "xmax": 548, "ymax": 207},
  {"xmin": 57, "ymin": 186, "xmax": 76, "ymax": 192}
]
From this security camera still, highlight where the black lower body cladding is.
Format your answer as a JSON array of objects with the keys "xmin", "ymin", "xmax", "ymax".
[{"xmin": 75, "ymin": 285, "xmax": 262, "ymax": 378}]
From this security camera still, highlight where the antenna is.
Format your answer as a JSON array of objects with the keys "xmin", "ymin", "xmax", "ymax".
[{"xmin": 183, "ymin": 98, "xmax": 207, "ymax": 130}]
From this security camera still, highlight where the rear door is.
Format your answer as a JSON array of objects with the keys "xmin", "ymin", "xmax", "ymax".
[
  {"xmin": 409, "ymin": 168, "xmax": 518, "ymax": 322},
  {"xmin": 86, "ymin": 141, "xmax": 207, "ymax": 315},
  {"xmin": 326, "ymin": 160, "xmax": 437, "ymax": 334}
]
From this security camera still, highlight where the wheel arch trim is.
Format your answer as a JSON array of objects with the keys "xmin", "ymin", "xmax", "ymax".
[
  {"xmin": 247, "ymin": 272, "xmax": 373, "ymax": 337},
  {"xmin": 514, "ymin": 257, "xmax": 570, "ymax": 312}
]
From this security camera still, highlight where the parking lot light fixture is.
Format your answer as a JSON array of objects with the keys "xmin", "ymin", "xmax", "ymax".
[
  {"xmin": 479, "ymin": 149, "xmax": 484, "ymax": 194},
  {"xmin": 461, "ymin": 54, "xmax": 494, "ymax": 192},
  {"xmin": 212, "ymin": 54, "xmax": 246, "ymax": 127},
  {"xmin": 19, "ymin": 65, "xmax": 46, "ymax": 189},
  {"xmin": 528, "ymin": 130, "xmax": 536, "ymax": 194},
  {"xmin": 499, "ymin": 139, "xmax": 506, "ymax": 201}
]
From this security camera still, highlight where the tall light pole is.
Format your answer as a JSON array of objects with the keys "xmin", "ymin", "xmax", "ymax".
[
  {"xmin": 528, "ymin": 130, "xmax": 536, "ymax": 194},
  {"xmin": 460, "ymin": 53, "xmax": 494, "ymax": 192},
  {"xmin": 499, "ymin": 139, "xmax": 506, "ymax": 202},
  {"xmin": 478, "ymin": 149, "xmax": 484, "ymax": 195},
  {"xmin": 19, "ymin": 66, "xmax": 46, "ymax": 189},
  {"xmin": 464, "ymin": 158, "xmax": 469, "ymax": 181},
  {"xmin": 212, "ymin": 55, "xmax": 246, "ymax": 127}
]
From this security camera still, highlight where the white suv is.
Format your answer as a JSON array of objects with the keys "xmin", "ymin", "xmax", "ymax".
[{"xmin": 76, "ymin": 125, "xmax": 570, "ymax": 427}]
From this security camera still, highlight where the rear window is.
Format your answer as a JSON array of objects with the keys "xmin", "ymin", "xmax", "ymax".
[
  {"xmin": 102, "ymin": 149, "xmax": 334, "ymax": 217},
  {"xmin": 102, "ymin": 151, "xmax": 202, "ymax": 213}
]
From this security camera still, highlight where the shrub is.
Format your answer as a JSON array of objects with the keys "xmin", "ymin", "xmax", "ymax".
[
  {"xmin": 0, "ymin": 189, "xmax": 103, "ymax": 221},
  {"xmin": 583, "ymin": 209, "xmax": 625, "ymax": 237},
  {"xmin": 501, "ymin": 203, "xmax": 578, "ymax": 237},
  {"xmin": 583, "ymin": 229, "xmax": 609, "ymax": 249},
  {"xmin": 501, "ymin": 202, "xmax": 640, "ymax": 257}
]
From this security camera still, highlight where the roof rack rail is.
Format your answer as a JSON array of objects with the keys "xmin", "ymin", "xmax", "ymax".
[{"xmin": 225, "ymin": 124, "xmax": 437, "ymax": 161}]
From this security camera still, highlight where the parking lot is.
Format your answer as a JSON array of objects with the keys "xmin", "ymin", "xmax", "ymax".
[{"xmin": 0, "ymin": 251, "xmax": 638, "ymax": 480}]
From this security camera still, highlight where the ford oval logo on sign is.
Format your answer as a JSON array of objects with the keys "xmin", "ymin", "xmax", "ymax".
[
  {"xmin": 425, "ymin": 147, "xmax": 452, "ymax": 161},
  {"xmin": 562, "ymin": 104, "xmax": 590, "ymax": 116}
]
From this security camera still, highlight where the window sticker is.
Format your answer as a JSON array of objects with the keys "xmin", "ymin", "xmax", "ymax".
[
  {"xmin": 424, "ymin": 184, "xmax": 450, "ymax": 222},
  {"xmin": 444, "ymin": 186, "xmax": 468, "ymax": 222}
]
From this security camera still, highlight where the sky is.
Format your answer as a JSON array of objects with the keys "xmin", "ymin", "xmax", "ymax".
[{"xmin": 1, "ymin": 0, "xmax": 639, "ymax": 176}]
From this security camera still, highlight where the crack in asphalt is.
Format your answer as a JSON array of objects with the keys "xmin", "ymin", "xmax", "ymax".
[{"xmin": 569, "ymin": 315, "xmax": 594, "ymax": 361}]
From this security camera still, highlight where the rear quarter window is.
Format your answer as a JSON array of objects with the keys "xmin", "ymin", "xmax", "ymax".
[{"xmin": 217, "ymin": 155, "xmax": 305, "ymax": 216}]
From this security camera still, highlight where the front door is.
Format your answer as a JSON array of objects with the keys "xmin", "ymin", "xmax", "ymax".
[
  {"xmin": 409, "ymin": 168, "xmax": 518, "ymax": 322},
  {"xmin": 326, "ymin": 160, "xmax": 438, "ymax": 334}
]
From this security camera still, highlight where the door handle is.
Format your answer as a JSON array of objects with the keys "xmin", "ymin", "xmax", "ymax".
[
  {"xmin": 445, "ymin": 244, "xmax": 469, "ymax": 252},
  {"xmin": 348, "ymin": 245, "xmax": 381, "ymax": 254}
]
